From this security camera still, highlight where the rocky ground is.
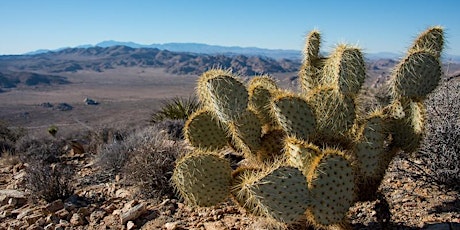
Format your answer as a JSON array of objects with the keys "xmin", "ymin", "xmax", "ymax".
[{"xmin": 0, "ymin": 147, "xmax": 459, "ymax": 230}]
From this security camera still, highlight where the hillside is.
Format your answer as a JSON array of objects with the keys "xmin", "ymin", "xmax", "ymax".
[{"xmin": 1, "ymin": 46, "xmax": 299, "ymax": 76}]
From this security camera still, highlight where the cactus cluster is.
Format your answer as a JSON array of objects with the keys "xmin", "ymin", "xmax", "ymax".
[{"xmin": 171, "ymin": 26, "xmax": 444, "ymax": 228}]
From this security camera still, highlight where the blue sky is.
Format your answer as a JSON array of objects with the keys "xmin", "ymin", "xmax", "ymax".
[{"xmin": 1, "ymin": 0, "xmax": 459, "ymax": 55}]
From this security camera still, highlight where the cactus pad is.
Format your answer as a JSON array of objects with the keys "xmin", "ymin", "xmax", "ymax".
[
  {"xmin": 228, "ymin": 109, "xmax": 262, "ymax": 157},
  {"xmin": 271, "ymin": 92, "xmax": 317, "ymax": 141},
  {"xmin": 198, "ymin": 70, "xmax": 248, "ymax": 122},
  {"xmin": 232, "ymin": 165, "xmax": 310, "ymax": 224},
  {"xmin": 322, "ymin": 44, "xmax": 366, "ymax": 95},
  {"xmin": 391, "ymin": 51, "xmax": 442, "ymax": 99},
  {"xmin": 390, "ymin": 99, "xmax": 426, "ymax": 152},
  {"xmin": 184, "ymin": 109, "xmax": 228, "ymax": 151},
  {"xmin": 172, "ymin": 152, "xmax": 232, "ymax": 207},
  {"xmin": 307, "ymin": 149, "xmax": 355, "ymax": 227}
]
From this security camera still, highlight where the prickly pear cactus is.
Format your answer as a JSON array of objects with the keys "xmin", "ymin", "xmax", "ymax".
[{"xmin": 171, "ymin": 26, "xmax": 445, "ymax": 229}]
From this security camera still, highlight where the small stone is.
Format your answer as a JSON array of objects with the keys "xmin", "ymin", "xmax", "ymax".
[
  {"xmin": 24, "ymin": 213, "xmax": 44, "ymax": 225},
  {"xmin": 45, "ymin": 213, "xmax": 60, "ymax": 224},
  {"xmin": 43, "ymin": 199, "xmax": 64, "ymax": 214},
  {"xmin": 55, "ymin": 208, "xmax": 70, "ymax": 220},
  {"xmin": 120, "ymin": 203, "xmax": 146, "ymax": 224},
  {"xmin": 26, "ymin": 224, "xmax": 43, "ymax": 230},
  {"xmin": 89, "ymin": 210, "xmax": 106, "ymax": 223},
  {"xmin": 44, "ymin": 223, "xmax": 55, "ymax": 230},
  {"xmin": 127, "ymin": 220, "xmax": 136, "ymax": 230},
  {"xmin": 164, "ymin": 222, "xmax": 179, "ymax": 230},
  {"xmin": 70, "ymin": 213, "xmax": 85, "ymax": 226}
]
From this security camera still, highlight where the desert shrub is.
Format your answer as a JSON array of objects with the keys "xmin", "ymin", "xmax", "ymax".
[
  {"xmin": 122, "ymin": 126, "xmax": 188, "ymax": 198},
  {"xmin": 415, "ymin": 77, "xmax": 460, "ymax": 190},
  {"xmin": 24, "ymin": 161, "xmax": 75, "ymax": 202},
  {"xmin": 150, "ymin": 96, "xmax": 200, "ymax": 124},
  {"xmin": 15, "ymin": 137, "xmax": 67, "ymax": 164},
  {"xmin": 155, "ymin": 119, "xmax": 185, "ymax": 140},
  {"xmin": 87, "ymin": 126, "xmax": 131, "ymax": 155},
  {"xmin": 0, "ymin": 120, "xmax": 24, "ymax": 155}
]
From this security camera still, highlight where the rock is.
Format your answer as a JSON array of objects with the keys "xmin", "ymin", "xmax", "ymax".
[
  {"xmin": 43, "ymin": 199, "xmax": 64, "ymax": 214},
  {"xmin": 84, "ymin": 98, "xmax": 99, "ymax": 105},
  {"xmin": 24, "ymin": 213, "xmax": 44, "ymax": 225},
  {"xmin": 43, "ymin": 223, "xmax": 55, "ymax": 230},
  {"xmin": 164, "ymin": 222, "xmax": 179, "ymax": 230},
  {"xmin": 126, "ymin": 220, "xmax": 136, "ymax": 230},
  {"xmin": 55, "ymin": 208, "xmax": 70, "ymax": 220},
  {"xmin": 45, "ymin": 213, "xmax": 60, "ymax": 224},
  {"xmin": 120, "ymin": 203, "xmax": 146, "ymax": 224},
  {"xmin": 89, "ymin": 210, "xmax": 106, "ymax": 223},
  {"xmin": 0, "ymin": 189, "xmax": 26, "ymax": 200},
  {"xmin": 17, "ymin": 208, "xmax": 34, "ymax": 220},
  {"xmin": 70, "ymin": 213, "xmax": 85, "ymax": 226},
  {"xmin": 26, "ymin": 224, "xmax": 43, "ymax": 230},
  {"xmin": 115, "ymin": 188, "xmax": 131, "ymax": 198},
  {"xmin": 203, "ymin": 221, "xmax": 227, "ymax": 230}
]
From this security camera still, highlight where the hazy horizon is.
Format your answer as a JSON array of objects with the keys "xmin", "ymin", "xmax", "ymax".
[{"xmin": 1, "ymin": 0, "xmax": 459, "ymax": 55}]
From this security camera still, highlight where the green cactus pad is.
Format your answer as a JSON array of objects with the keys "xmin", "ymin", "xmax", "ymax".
[
  {"xmin": 409, "ymin": 26, "xmax": 444, "ymax": 58},
  {"xmin": 271, "ymin": 92, "xmax": 317, "ymax": 141},
  {"xmin": 172, "ymin": 152, "xmax": 232, "ymax": 207},
  {"xmin": 232, "ymin": 164, "xmax": 310, "ymax": 224},
  {"xmin": 228, "ymin": 109, "xmax": 262, "ymax": 157},
  {"xmin": 390, "ymin": 51, "xmax": 442, "ymax": 100},
  {"xmin": 247, "ymin": 75, "xmax": 279, "ymax": 130},
  {"xmin": 184, "ymin": 109, "xmax": 228, "ymax": 151},
  {"xmin": 307, "ymin": 149, "xmax": 355, "ymax": 227},
  {"xmin": 306, "ymin": 86, "xmax": 356, "ymax": 142},
  {"xmin": 284, "ymin": 136, "xmax": 321, "ymax": 176},
  {"xmin": 197, "ymin": 69, "xmax": 248, "ymax": 123},
  {"xmin": 355, "ymin": 111, "xmax": 388, "ymax": 177},
  {"xmin": 197, "ymin": 69, "xmax": 232, "ymax": 105},
  {"xmin": 322, "ymin": 44, "xmax": 366, "ymax": 95},
  {"xmin": 299, "ymin": 30, "xmax": 324, "ymax": 92},
  {"xmin": 390, "ymin": 99, "xmax": 426, "ymax": 153}
]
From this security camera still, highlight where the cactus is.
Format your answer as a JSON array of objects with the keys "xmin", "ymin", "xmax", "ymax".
[
  {"xmin": 197, "ymin": 69, "xmax": 248, "ymax": 123},
  {"xmin": 247, "ymin": 75, "xmax": 280, "ymax": 131},
  {"xmin": 172, "ymin": 152, "xmax": 232, "ymax": 207},
  {"xmin": 306, "ymin": 149, "xmax": 356, "ymax": 228},
  {"xmin": 231, "ymin": 164, "xmax": 310, "ymax": 224},
  {"xmin": 284, "ymin": 136, "xmax": 321, "ymax": 176},
  {"xmin": 184, "ymin": 109, "xmax": 228, "ymax": 151},
  {"xmin": 299, "ymin": 30, "xmax": 323, "ymax": 92},
  {"xmin": 171, "ymin": 26, "xmax": 445, "ymax": 229},
  {"xmin": 321, "ymin": 44, "xmax": 366, "ymax": 95},
  {"xmin": 306, "ymin": 86, "xmax": 356, "ymax": 146},
  {"xmin": 270, "ymin": 92, "xmax": 317, "ymax": 141},
  {"xmin": 227, "ymin": 109, "xmax": 262, "ymax": 158}
]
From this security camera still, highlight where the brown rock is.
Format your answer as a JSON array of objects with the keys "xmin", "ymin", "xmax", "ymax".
[
  {"xmin": 120, "ymin": 203, "xmax": 146, "ymax": 224},
  {"xmin": 89, "ymin": 210, "xmax": 106, "ymax": 223},
  {"xmin": 43, "ymin": 199, "xmax": 64, "ymax": 214},
  {"xmin": 55, "ymin": 208, "xmax": 70, "ymax": 220},
  {"xmin": 126, "ymin": 220, "xmax": 136, "ymax": 230},
  {"xmin": 203, "ymin": 221, "xmax": 227, "ymax": 230},
  {"xmin": 70, "ymin": 213, "xmax": 86, "ymax": 226},
  {"xmin": 164, "ymin": 222, "xmax": 179, "ymax": 230},
  {"xmin": 24, "ymin": 213, "xmax": 44, "ymax": 225},
  {"xmin": 26, "ymin": 224, "xmax": 43, "ymax": 230}
]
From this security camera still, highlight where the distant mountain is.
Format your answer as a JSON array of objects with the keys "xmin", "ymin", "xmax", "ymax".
[
  {"xmin": 24, "ymin": 41, "xmax": 460, "ymax": 63},
  {"xmin": 1, "ymin": 45, "xmax": 300, "ymax": 78}
]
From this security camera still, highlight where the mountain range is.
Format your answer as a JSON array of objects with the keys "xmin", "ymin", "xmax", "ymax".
[
  {"xmin": 1, "ymin": 43, "xmax": 459, "ymax": 91},
  {"xmin": 24, "ymin": 41, "xmax": 460, "ymax": 62}
]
